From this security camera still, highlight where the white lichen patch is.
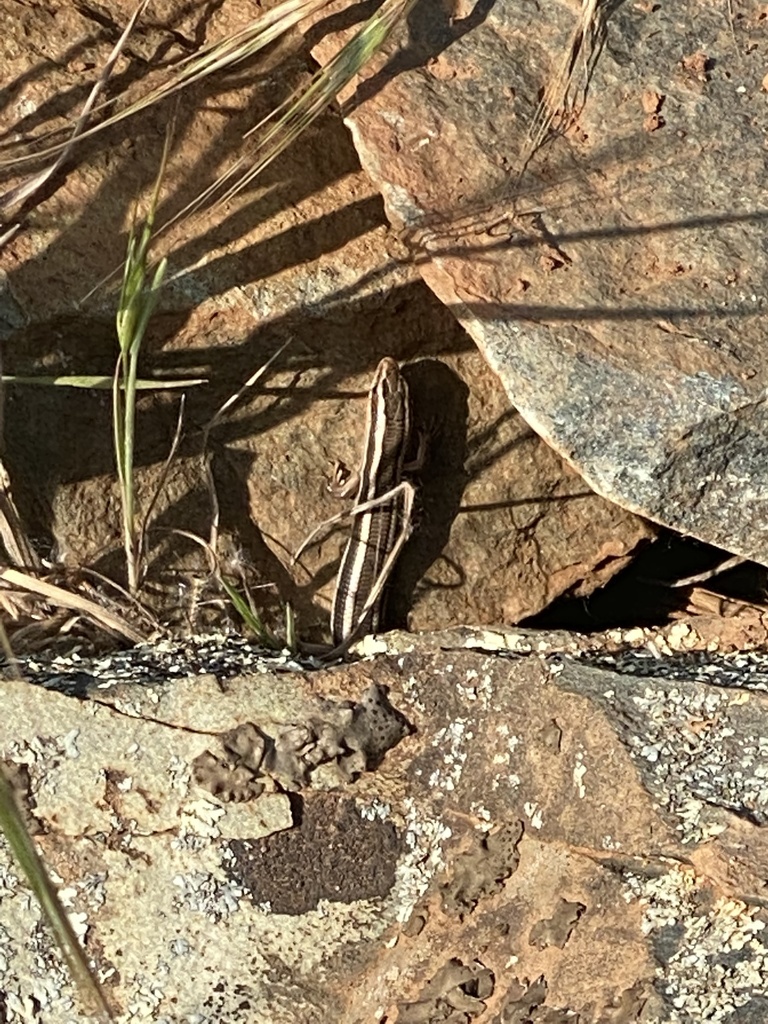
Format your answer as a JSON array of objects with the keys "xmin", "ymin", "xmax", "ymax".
[
  {"xmin": 461, "ymin": 629, "xmax": 534, "ymax": 653},
  {"xmin": 572, "ymin": 750, "xmax": 587, "ymax": 799},
  {"xmin": 622, "ymin": 628, "xmax": 648, "ymax": 646},
  {"xmin": 358, "ymin": 799, "xmax": 392, "ymax": 822},
  {"xmin": 390, "ymin": 798, "xmax": 452, "ymax": 923},
  {"xmin": 624, "ymin": 865, "xmax": 768, "ymax": 1022},
  {"xmin": 429, "ymin": 718, "xmax": 472, "ymax": 793},
  {"xmin": 0, "ymin": 860, "xmax": 20, "ymax": 898},
  {"xmin": 455, "ymin": 667, "xmax": 494, "ymax": 708},
  {"xmin": 78, "ymin": 873, "xmax": 107, "ymax": 911},
  {"xmin": 667, "ymin": 622, "xmax": 700, "ymax": 652},
  {"xmin": 60, "ymin": 729, "xmax": 80, "ymax": 759},
  {"xmin": 177, "ymin": 797, "xmax": 226, "ymax": 840},
  {"xmin": 172, "ymin": 870, "xmax": 246, "ymax": 922},
  {"xmin": 0, "ymin": 860, "xmax": 78, "ymax": 1023},
  {"xmin": 168, "ymin": 753, "xmax": 192, "ymax": 792},
  {"xmin": 169, "ymin": 936, "xmax": 192, "ymax": 958},
  {"xmin": 0, "ymin": 922, "xmax": 13, "ymax": 974},
  {"xmin": 356, "ymin": 634, "xmax": 391, "ymax": 658},
  {"xmin": 126, "ymin": 971, "xmax": 166, "ymax": 1019},
  {"xmin": 488, "ymin": 727, "xmax": 523, "ymax": 792},
  {"xmin": 523, "ymin": 801, "xmax": 544, "ymax": 829},
  {"xmin": 6, "ymin": 733, "xmax": 76, "ymax": 769},
  {"xmin": 470, "ymin": 803, "xmax": 493, "ymax": 823},
  {"xmin": 621, "ymin": 683, "xmax": 762, "ymax": 843},
  {"xmin": 67, "ymin": 910, "xmax": 89, "ymax": 943},
  {"xmin": 400, "ymin": 674, "xmax": 426, "ymax": 714}
]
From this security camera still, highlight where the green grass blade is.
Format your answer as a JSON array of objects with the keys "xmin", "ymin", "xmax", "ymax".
[
  {"xmin": 114, "ymin": 145, "xmax": 169, "ymax": 593},
  {"xmin": 219, "ymin": 576, "xmax": 280, "ymax": 649},
  {"xmin": 0, "ymin": 768, "xmax": 113, "ymax": 1020}
]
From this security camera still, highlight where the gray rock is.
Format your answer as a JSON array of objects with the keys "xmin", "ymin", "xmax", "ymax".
[
  {"xmin": 314, "ymin": 0, "xmax": 768, "ymax": 563},
  {"xmin": 2, "ymin": 626, "xmax": 768, "ymax": 1021}
]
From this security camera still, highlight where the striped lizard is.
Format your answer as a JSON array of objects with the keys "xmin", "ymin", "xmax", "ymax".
[{"xmin": 295, "ymin": 358, "xmax": 417, "ymax": 649}]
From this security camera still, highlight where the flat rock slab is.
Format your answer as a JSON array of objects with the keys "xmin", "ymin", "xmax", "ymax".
[
  {"xmin": 3, "ymin": 628, "xmax": 768, "ymax": 1021},
  {"xmin": 314, "ymin": 0, "xmax": 768, "ymax": 564}
]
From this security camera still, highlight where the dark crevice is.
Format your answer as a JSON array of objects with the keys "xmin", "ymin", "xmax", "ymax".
[{"xmin": 526, "ymin": 529, "xmax": 768, "ymax": 632}]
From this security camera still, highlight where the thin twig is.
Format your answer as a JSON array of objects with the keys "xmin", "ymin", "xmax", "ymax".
[
  {"xmin": 669, "ymin": 554, "xmax": 746, "ymax": 588},
  {"xmin": 293, "ymin": 481, "xmax": 413, "ymax": 564},
  {"xmin": 202, "ymin": 338, "xmax": 292, "ymax": 442}
]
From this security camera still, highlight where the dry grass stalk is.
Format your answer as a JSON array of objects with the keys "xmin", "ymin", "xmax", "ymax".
[
  {"xmin": 0, "ymin": 0, "xmax": 331, "ymax": 175},
  {"xmin": 522, "ymin": 0, "xmax": 610, "ymax": 168},
  {"xmin": 2, "ymin": 375, "xmax": 205, "ymax": 389},
  {"xmin": 0, "ymin": 459, "xmax": 40, "ymax": 569},
  {"xmin": 173, "ymin": 0, "xmax": 418, "ymax": 226},
  {"xmin": 0, "ymin": 0, "xmax": 151, "ymax": 215},
  {"xmin": 203, "ymin": 339, "xmax": 292, "ymax": 441},
  {"xmin": 0, "ymin": 568, "xmax": 145, "ymax": 643}
]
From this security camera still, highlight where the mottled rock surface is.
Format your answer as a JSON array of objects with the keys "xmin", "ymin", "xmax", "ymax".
[
  {"xmin": 314, "ymin": 0, "xmax": 768, "ymax": 565},
  {"xmin": 2, "ymin": 626, "xmax": 768, "ymax": 1022}
]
